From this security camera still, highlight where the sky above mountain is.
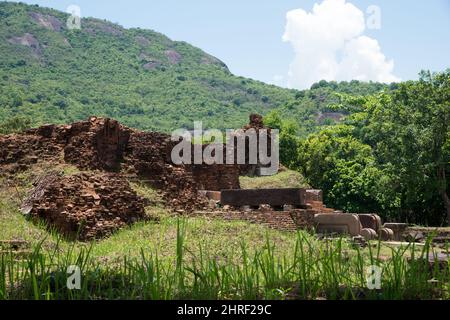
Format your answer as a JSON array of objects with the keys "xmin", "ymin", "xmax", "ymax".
[{"xmin": 6, "ymin": 0, "xmax": 450, "ymax": 89}]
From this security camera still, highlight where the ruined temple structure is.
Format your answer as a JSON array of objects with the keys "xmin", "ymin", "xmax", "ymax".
[
  {"xmin": 238, "ymin": 113, "xmax": 273, "ymax": 176},
  {"xmin": 190, "ymin": 113, "xmax": 274, "ymax": 190},
  {"xmin": 0, "ymin": 116, "xmax": 247, "ymax": 239},
  {"xmin": 0, "ymin": 116, "xmax": 227, "ymax": 211},
  {"xmin": 0, "ymin": 115, "xmax": 398, "ymax": 241}
]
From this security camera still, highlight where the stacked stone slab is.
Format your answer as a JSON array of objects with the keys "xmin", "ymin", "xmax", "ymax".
[
  {"xmin": 314, "ymin": 213, "xmax": 395, "ymax": 241},
  {"xmin": 221, "ymin": 188, "xmax": 306, "ymax": 207},
  {"xmin": 21, "ymin": 172, "xmax": 147, "ymax": 240},
  {"xmin": 201, "ymin": 188, "xmax": 331, "ymax": 231}
]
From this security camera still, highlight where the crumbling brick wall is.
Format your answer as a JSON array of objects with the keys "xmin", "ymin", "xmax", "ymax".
[
  {"xmin": 0, "ymin": 128, "xmax": 63, "ymax": 173},
  {"xmin": 0, "ymin": 117, "xmax": 210, "ymax": 212},
  {"xmin": 189, "ymin": 113, "xmax": 275, "ymax": 190},
  {"xmin": 238, "ymin": 113, "xmax": 274, "ymax": 176},
  {"xmin": 207, "ymin": 208, "xmax": 315, "ymax": 232},
  {"xmin": 191, "ymin": 164, "xmax": 240, "ymax": 190},
  {"xmin": 63, "ymin": 117, "xmax": 131, "ymax": 171},
  {"xmin": 124, "ymin": 131, "xmax": 206, "ymax": 211}
]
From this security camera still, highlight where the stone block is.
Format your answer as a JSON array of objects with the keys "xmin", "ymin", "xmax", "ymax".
[
  {"xmin": 361, "ymin": 228, "xmax": 378, "ymax": 241},
  {"xmin": 383, "ymin": 223, "xmax": 408, "ymax": 241},
  {"xmin": 358, "ymin": 214, "xmax": 382, "ymax": 232},
  {"xmin": 379, "ymin": 228, "xmax": 395, "ymax": 241},
  {"xmin": 314, "ymin": 213, "xmax": 362, "ymax": 236},
  {"xmin": 221, "ymin": 188, "xmax": 306, "ymax": 207}
]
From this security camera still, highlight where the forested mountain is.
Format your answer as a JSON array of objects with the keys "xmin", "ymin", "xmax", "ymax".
[{"xmin": 0, "ymin": 2, "xmax": 388, "ymax": 133}]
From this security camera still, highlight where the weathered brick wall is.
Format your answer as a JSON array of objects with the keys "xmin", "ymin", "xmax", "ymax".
[
  {"xmin": 64, "ymin": 117, "xmax": 131, "ymax": 171},
  {"xmin": 206, "ymin": 208, "xmax": 316, "ymax": 232},
  {"xmin": 0, "ymin": 117, "xmax": 209, "ymax": 212},
  {"xmin": 192, "ymin": 164, "xmax": 240, "ymax": 190},
  {"xmin": 238, "ymin": 114, "xmax": 273, "ymax": 176}
]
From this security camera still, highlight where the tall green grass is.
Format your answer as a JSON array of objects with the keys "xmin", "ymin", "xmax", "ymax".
[{"xmin": 0, "ymin": 219, "xmax": 448, "ymax": 300}]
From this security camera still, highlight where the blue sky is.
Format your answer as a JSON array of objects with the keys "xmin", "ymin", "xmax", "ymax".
[{"xmin": 7, "ymin": 0, "xmax": 450, "ymax": 88}]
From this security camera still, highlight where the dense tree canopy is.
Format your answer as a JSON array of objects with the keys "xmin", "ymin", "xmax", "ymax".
[{"xmin": 290, "ymin": 70, "xmax": 450, "ymax": 225}]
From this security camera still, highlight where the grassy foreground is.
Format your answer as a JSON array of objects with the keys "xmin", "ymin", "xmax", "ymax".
[
  {"xmin": 1, "ymin": 218, "xmax": 449, "ymax": 300},
  {"xmin": 0, "ymin": 168, "xmax": 449, "ymax": 300}
]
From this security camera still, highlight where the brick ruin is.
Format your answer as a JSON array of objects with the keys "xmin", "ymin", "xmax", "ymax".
[
  {"xmin": 0, "ymin": 115, "xmax": 270, "ymax": 239},
  {"xmin": 0, "ymin": 116, "xmax": 244, "ymax": 205},
  {"xmin": 189, "ymin": 113, "xmax": 273, "ymax": 189},
  {"xmin": 0, "ymin": 114, "xmax": 400, "ymax": 241}
]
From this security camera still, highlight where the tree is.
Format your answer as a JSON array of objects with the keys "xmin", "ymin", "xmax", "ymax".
[
  {"xmin": 0, "ymin": 116, "xmax": 32, "ymax": 134},
  {"xmin": 345, "ymin": 70, "xmax": 450, "ymax": 224},
  {"xmin": 265, "ymin": 110, "xmax": 301, "ymax": 168},
  {"xmin": 296, "ymin": 70, "xmax": 449, "ymax": 225},
  {"xmin": 296, "ymin": 125, "xmax": 390, "ymax": 214}
]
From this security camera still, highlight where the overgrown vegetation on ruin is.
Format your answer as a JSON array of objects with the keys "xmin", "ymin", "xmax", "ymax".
[{"xmin": 240, "ymin": 169, "xmax": 308, "ymax": 190}]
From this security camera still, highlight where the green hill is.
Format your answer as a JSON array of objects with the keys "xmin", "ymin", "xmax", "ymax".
[{"xmin": 0, "ymin": 2, "xmax": 388, "ymax": 133}]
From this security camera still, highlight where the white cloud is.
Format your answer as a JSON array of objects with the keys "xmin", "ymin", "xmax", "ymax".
[{"xmin": 283, "ymin": 0, "xmax": 400, "ymax": 89}]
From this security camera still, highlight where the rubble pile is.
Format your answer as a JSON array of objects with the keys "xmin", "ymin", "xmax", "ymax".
[
  {"xmin": 0, "ymin": 130, "xmax": 63, "ymax": 174},
  {"xmin": 21, "ymin": 171, "xmax": 147, "ymax": 240},
  {"xmin": 59, "ymin": 117, "xmax": 131, "ymax": 171}
]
